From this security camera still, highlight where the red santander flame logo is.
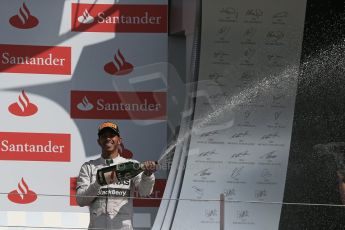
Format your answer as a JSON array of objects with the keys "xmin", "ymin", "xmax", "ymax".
[
  {"xmin": 8, "ymin": 178, "xmax": 37, "ymax": 204},
  {"xmin": 77, "ymin": 9, "xmax": 94, "ymax": 24},
  {"xmin": 8, "ymin": 90, "xmax": 38, "ymax": 116},
  {"xmin": 8, "ymin": 90, "xmax": 38, "ymax": 117},
  {"xmin": 76, "ymin": 96, "xmax": 94, "ymax": 111},
  {"xmin": 9, "ymin": 2, "xmax": 39, "ymax": 29},
  {"xmin": 104, "ymin": 49, "xmax": 133, "ymax": 76}
]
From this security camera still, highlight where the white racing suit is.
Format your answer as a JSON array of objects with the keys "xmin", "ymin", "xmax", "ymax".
[{"xmin": 76, "ymin": 156, "xmax": 155, "ymax": 230}]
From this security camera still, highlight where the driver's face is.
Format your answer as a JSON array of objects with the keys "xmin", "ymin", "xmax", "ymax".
[{"xmin": 98, "ymin": 130, "xmax": 121, "ymax": 153}]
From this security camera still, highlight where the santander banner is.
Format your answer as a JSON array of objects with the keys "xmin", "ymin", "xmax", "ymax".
[
  {"xmin": 0, "ymin": 44, "xmax": 71, "ymax": 75},
  {"xmin": 71, "ymin": 3, "xmax": 167, "ymax": 33},
  {"xmin": 0, "ymin": 132, "xmax": 70, "ymax": 162},
  {"xmin": 71, "ymin": 90, "xmax": 166, "ymax": 120},
  {"xmin": 0, "ymin": 0, "xmax": 168, "ymax": 217}
]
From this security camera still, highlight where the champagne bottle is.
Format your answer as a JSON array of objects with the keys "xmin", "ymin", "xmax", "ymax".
[{"xmin": 96, "ymin": 161, "xmax": 157, "ymax": 186}]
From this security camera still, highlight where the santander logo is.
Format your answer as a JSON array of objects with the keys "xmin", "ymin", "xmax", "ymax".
[
  {"xmin": 76, "ymin": 96, "xmax": 94, "ymax": 111},
  {"xmin": 0, "ymin": 132, "xmax": 71, "ymax": 162},
  {"xmin": 71, "ymin": 4, "xmax": 168, "ymax": 33},
  {"xmin": 71, "ymin": 91, "xmax": 167, "ymax": 120},
  {"xmin": 104, "ymin": 49, "xmax": 133, "ymax": 76},
  {"xmin": 0, "ymin": 44, "xmax": 71, "ymax": 75},
  {"xmin": 9, "ymin": 2, "xmax": 39, "ymax": 29},
  {"xmin": 8, "ymin": 177, "xmax": 37, "ymax": 204},
  {"xmin": 77, "ymin": 9, "xmax": 94, "ymax": 24},
  {"xmin": 8, "ymin": 90, "xmax": 38, "ymax": 116}
]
